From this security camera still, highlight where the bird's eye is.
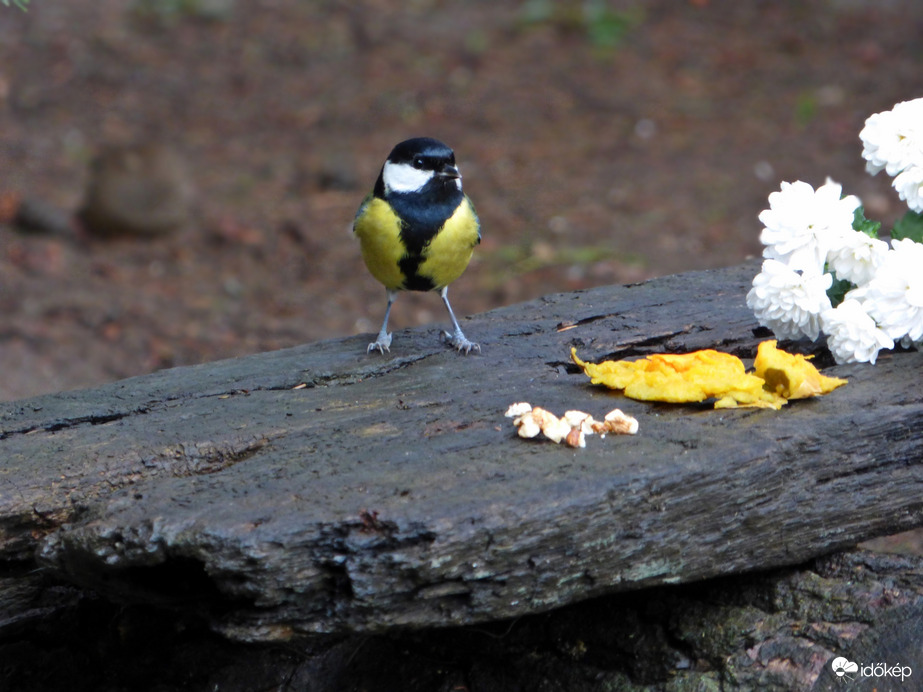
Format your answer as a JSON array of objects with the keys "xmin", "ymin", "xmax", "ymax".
[{"xmin": 412, "ymin": 157, "xmax": 425, "ymax": 169}]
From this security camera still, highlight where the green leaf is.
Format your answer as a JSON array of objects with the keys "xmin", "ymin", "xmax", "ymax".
[
  {"xmin": 826, "ymin": 273, "xmax": 854, "ymax": 308},
  {"xmin": 892, "ymin": 210, "xmax": 923, "ymax": 244},
  {"xmin": 584, "ymin": 7, "xmax": 636, "ymax": 49},
  {"xmin": 794, "ymin": 93, "xmax": 818, "ymax": 128},
  {"xmin": 852, "ymin": 206, "xmax": 880, "ymax": 238}
]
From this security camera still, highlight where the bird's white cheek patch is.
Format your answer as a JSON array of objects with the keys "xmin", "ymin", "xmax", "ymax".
[{"xmin": 382, "ymin": 161, "xmax": 434, "ymax": 193}]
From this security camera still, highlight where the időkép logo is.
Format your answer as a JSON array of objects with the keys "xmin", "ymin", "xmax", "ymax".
[{"xmin": 830, "ymin": 656, "xmax": 913, "ymax": 683}]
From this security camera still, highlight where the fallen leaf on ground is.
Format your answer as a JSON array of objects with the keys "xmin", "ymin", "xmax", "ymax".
[
  {"xmin": 571, "ymin": 340, "xmax": 846, "ymax": 410},
  {"xmin": 753, "ymin": 340, "xmax": 847, "ymax": 399}
]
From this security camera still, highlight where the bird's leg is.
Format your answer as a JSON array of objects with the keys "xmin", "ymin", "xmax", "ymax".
[
  {"xmin": 367, "ymin": 290, "xmax": 396, "ymax": 354},
  {"xmin": 440, "ymin": 286, "xmax": 480, "ymax": 354}
]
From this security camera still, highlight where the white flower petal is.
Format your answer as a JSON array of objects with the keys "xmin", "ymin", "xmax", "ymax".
[
  {"xmin": 747, "ymin": 260, "xmax": 832, "ymax": 341},
  {"xmin": 758, "ymin": 179, "xmax": 859, "ymax": 273},
  {"xmin": 826, "ymin": 230, "xmax": 890, "ymax": 286},
  {"xmin": 859, "ymin": 98, "xmax": 923, "ymax": 178},
  {"xmin": 892, "ymin": 166, "xmax": 923, "ymax": 214},
  {"xmin": 821, "ymin": 299, "xmax": 893, "ymax": 364},
  {"xmin": 856, "ymin": 238, "xmax": 923, "ymax": 342}
]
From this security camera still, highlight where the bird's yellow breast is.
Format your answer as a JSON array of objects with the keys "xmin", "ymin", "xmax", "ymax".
[
  {"xmin": 353, "ymin": 197, "xmax": 407, "ymax": 290},
  {"xmin": 354, "ymin": 195, "xmax": 479, "ymax": 292},
  {"xmin": 418, "ymin": 197, "xmax": 480, "ymax": 290}
]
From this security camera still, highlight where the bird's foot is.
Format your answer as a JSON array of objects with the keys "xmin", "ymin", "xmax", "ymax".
[
  {"xmin": 367, "ymin": 332, "xmax": 392, "ymax": 355},
  {"xmin": 443, "ymin": 330, "xmax": 480, "ymax": 355}
]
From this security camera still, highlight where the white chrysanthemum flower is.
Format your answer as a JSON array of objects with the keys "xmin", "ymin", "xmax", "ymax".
[
  {"xmin": 826, "ymin": 230, "xmax": 890, "ymax": 286},
  {"xmin": 747, "ymin": 259, "xmax": 833, "ymax": 341},
  {"xmin": 759, "ymin": 179, "xmax": 860, "ymax": 273},
  {"xmin": 820, "ymin": 298, "xmax": 894, "ymax": 364},
  {"xmin": 859, "ymin": 98, "xmax": 923, "ymax": 177},
  {"xmin": 892, "ymin": 165, "xmax": 923, "ymax": 214},
  {"xmin": 850, "ymin": 238, "xmax": 923, "ymax": 342}
]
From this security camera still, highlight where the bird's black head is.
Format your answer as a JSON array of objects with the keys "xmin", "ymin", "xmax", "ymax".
[
  {"xmin": 377, "ymin": 137, "xmax": 462, "ymax": 197},
  {"xmin": 388, "ymin": 137, "xmax": 456, "ymax": 169}
]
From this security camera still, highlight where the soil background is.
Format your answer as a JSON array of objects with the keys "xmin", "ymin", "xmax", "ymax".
[{"xmin": 2, "ymin": 0, "xmax": 923, "ymax": 401}]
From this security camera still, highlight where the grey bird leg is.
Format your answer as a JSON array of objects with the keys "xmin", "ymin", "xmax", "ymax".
[
  {"xmin": 441, "ymin": 286, "xmax": 480, "ymax": 354},
  {"xmin": 368, "ymin": 290, "xmax": 396, "ymax": 354}
]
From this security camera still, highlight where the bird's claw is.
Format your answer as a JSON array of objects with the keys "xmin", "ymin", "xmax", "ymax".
[
  {"xmin": 367, "ymin": 332, "xmax": 392, "ymax": 354},
  {"xmin": 443, "ymin": 330, "xmax": 481, "ymax": 354}
]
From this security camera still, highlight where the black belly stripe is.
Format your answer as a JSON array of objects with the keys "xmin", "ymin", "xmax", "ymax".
[
  {"xmin": 388, "ymin": 183, "xmax": 464, "ymax": 293},
  {"xmin": 400, "ymin": 263, "xmax": 436, "ymax": 291},
  {"xmin": 396, "ymin": 223, "xmax": 436, "ymax": 291}
]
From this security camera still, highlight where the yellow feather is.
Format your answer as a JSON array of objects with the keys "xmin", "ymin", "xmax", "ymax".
[
  {"xmin": 353, "ymin": 197, "xmax": 407, "ymax": 291},
  {"xmin": 354, "ymin": 194, "xmax": 480, "ymax": 292},
  {"xmin": 418, "ymin": 197, "xmax": 480, "ymax": 290}
]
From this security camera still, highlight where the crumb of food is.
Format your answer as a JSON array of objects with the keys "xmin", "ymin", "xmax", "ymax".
[
  {"xmin": 504, "ymin": 402, "xmax": 533, "ymax": 418},
  {"xmin": 506, "ymin": 403, "xmax": 638, "ymax": 448},
  {"xmin": 591, "ymin": 408, "xmax": 640, "ymax": 436}
]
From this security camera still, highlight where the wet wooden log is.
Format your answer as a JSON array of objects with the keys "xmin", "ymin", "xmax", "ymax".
[
  {"xmin": 1, "ymin": 261, "xmax": 922, "ymax": 644},
  {"xmin": 4, "ymin": 547, "xmax": 922, "ymax": 691}
]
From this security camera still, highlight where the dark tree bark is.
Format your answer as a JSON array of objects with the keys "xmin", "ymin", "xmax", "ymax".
[{"xmin": 1, "ymin": 262, "xmax": 922, "ymax": 690}]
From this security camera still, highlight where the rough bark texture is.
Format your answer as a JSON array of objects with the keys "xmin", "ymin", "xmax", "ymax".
[
  {"xmin": 3, "ymin": 549, "xmax": 922, "ymax": 691},
  {"xmin": 1, "ymin": 262, "xmax": 922, "ymax": 688},
  {"xmin": 2, "ymin": 262, "xmax": 923, "ymax": 639}
]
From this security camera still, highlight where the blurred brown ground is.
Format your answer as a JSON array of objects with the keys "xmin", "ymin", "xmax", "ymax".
[{"xmin": 1, "ymin": 0, "xmax": 922, "ymax": 400}]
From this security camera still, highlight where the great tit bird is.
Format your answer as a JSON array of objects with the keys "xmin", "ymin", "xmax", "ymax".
[{"xmin": 353, "ymin": 137, "xmax": 481, "ymax": 354}]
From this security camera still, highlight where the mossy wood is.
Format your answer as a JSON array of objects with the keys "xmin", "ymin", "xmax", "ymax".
[
  {"xmin": 1, "ymin": 262, "xmax": 922, "ymax": 642},
  {"xmin": 5, "ymin": 549, "xmax": 923, "ymax": 691}
]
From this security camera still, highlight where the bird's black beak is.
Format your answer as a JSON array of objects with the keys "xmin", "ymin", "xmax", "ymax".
[{"xmin": 437, "ymin": 163, "xmax": 460, "ymax": 179}]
